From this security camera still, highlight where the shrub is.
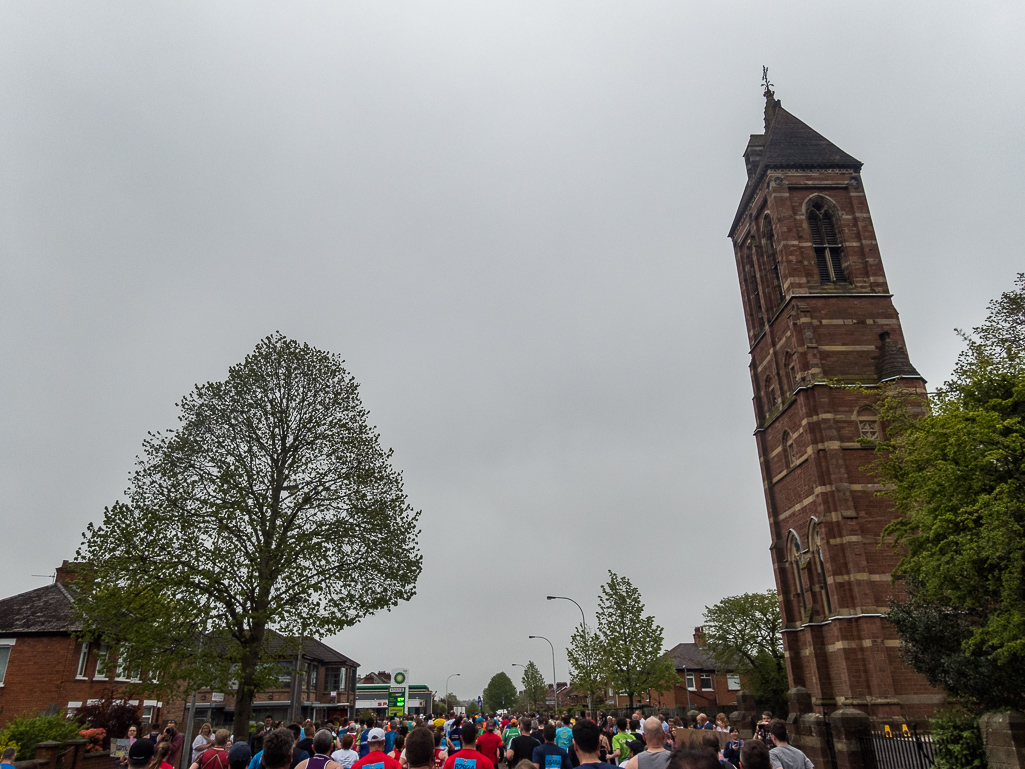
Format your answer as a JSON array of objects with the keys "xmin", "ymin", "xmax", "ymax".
[
  {"xmin": 0, "ymin": 712, "xmax": 82, "ymax": 760},
  {"xmin": 79, "ymin": 728, "xmax": 106, "ymax": 753},
  {"xmin": 75, "ymin": 697, "xmax": 141, "ymax": 748},
  {"xmin": 931, "ymin": 709, "xmax": 988, "ymax": 769}
]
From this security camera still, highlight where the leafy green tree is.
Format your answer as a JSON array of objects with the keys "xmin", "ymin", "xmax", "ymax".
[
  {"xmin": 877, "ymin": 275, "xmax": 1025, "ymax": 712},
  {"xmin": 0, "ymin": 712, "xmax": 82, "ymax": 760},
  {"xmin": 701, "ymin": 591, "xmax": 787, "ymax": 715},
  {"xmin": 520, "ymin": 660, "xmax": 548, "ymax": 712},
  {"xmin": 594, "ymin": 571, "xmax": 677, "ymax": 710},
  {"xmin": 75, "ymin": 333, "xmax": 422, "ymax": 739},
  {"xmin": 464, "ymin": 700, "xmax": 481, "ymax": 716},
  {"xmin": 566, "ymin": 624, "xmax": 606, "ymax": 710},
  {"xmin": 483, "ymin": 672, "xmax": 518, "ymax": 713}
]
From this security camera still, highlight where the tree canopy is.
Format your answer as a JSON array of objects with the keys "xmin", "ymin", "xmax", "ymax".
[
  {"xmin": 877, "ymin": 274, "xmax": 1025, "ymax": 712},
  {"xmin": 593, "ymin": 571, "xmax": 677, "ymax": 709},
  {"xmin": 566, "ymin": 622, "xmax": 606, "ymax": 709},
  {"xmin": 483, "ymin": 671, "xmax": 518, "ymax": 713},
  {"xmin": 701, "ymin": 590, "xmax": 787, "ymax": 715},
  {"xmin": 75, "ymin": 333, "xmax": 422, "ymax": 737},
  {"xmin": 520, "ymin": 661, "xmax": 548, "ymax": 712}
]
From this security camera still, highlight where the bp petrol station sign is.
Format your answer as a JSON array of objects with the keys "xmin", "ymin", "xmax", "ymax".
[{"xmin": 388, "ymin": 669, "xmax": 409, "ymax": 716}]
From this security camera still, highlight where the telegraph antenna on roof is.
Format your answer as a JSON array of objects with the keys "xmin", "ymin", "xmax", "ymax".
[{"xmin": 762, "ymin": 66, "xmax": 774, "ymax": 97}]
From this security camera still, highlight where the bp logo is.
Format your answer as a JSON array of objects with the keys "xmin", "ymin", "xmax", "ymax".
[{"xmin": 393, "ymin": 671, "xmax": 406, "ymax": 685}]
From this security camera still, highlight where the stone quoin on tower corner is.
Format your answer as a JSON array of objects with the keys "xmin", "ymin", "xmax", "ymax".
[{"xmin": 728, "ymin": 84, "xmax": 944, "ymax": 723}]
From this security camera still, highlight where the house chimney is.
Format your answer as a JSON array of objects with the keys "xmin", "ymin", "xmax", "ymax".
[
  {"xmin": 55, "ymin": 560, "xmax": 80, "ymax": 585},
  {"xmin": 693, "ymin": 626, "xmax": 707, "ymax": 646}
]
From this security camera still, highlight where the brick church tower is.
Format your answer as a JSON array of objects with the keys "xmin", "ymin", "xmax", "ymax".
[{"xmin": 728, "ymin": 88, "xmax": 943, "ymax": 722}]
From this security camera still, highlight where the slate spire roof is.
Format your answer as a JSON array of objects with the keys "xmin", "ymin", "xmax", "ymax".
[
  {"xmin": 731, "ymin": 91, "xmax": 863, "ymax": 235},
  {"xmin": 877, "ymin": 331, "xmax": 923, "ymax": 381}
]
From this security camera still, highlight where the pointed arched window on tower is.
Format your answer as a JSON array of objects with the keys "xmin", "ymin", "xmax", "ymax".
[
  {"xmin": 788, "ymin": 530, "xmax": 808, "ymax": 617},
  {"xmin": 808, "ymin": 518, "xmax": 833, "ymax": 617},
  {"xmin": 807, "ymin": 199, "xmax": 847, "ymax": 283},
  {"xmin": 762, "ymin": 215, "xmax": 784, "ymax": 306}
]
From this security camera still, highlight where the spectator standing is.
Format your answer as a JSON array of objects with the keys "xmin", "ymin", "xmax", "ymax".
[{"xmin": 766, "ymin": 722, "xmax": 812, "ymax": 769}]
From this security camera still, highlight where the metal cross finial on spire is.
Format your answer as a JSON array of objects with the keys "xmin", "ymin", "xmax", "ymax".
[{"xmin": 762, "ymin": 66, "xmax": 774, "ymax": 97}]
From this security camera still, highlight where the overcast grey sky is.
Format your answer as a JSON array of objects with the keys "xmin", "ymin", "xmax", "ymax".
[{"xmin": 2, "ymin": 2, "xmax": 1022, "ymax": 702}]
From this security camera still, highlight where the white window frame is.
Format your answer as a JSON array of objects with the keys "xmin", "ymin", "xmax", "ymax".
[
  {"xmin": 67, "ymin": 701, "xmax": 83, "ymax": 719},
  {"xmin": 727, "ymin": 674, "xmax": 741, "ymax": 691},
  {"xmin": 699, "ymin": 673, "xmax": 713, "ymax": 690},
  {"xmin": 93, "ymin": 643, "xmax": 109, "ymax": 680},
  {"xmin": 77, "ymin": 642, "xmax": 91, "ymax": 679},
  {"xmin": 0, "ymin": 638, "xmax": 15, "ymax": 686},
  {"xmin": 685, "ymin": 672, "xmax": 696, "ymax": 691}
]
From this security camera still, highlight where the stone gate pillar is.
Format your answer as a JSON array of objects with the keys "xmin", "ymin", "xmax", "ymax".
[
  {"xmin": 829, "ymin": 708, "xmax": 871, "ymax": 769},
  {"xmin": 980, "ymin": 712, "xmax": 1025, "ymax": 769}
]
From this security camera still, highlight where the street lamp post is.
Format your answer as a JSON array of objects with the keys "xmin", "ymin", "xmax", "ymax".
[
  {"xmin": 547, "ymin": 595, "xmax": 594, "ymax": 715},
  {"xmin": 445, "ymin": 673, "xmax": 460, "ymax": 711},
  {"xmin": 529, "ymin": 635, "xmax": 558, "ymax": 712}
]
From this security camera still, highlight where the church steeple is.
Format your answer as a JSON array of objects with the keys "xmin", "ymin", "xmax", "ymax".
[{"xmin": 726, "ymin": 91, "xmax": 940, "ymax": 733}]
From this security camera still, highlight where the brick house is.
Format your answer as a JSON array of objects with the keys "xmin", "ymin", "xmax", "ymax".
[
  {"xmin": 603, "ymin": 630, "xmax": 742, "ymax": 714},
  {"xmin": 0, "ymin": 567, "xmax": 164, "ymax": 728},
  {"xmin": 164, "ymin": 636, "xmax": 358, "ymax": 728},
  {"xmin": 0, "ymin": 563, "xmax": 357, "ymax": 730}
]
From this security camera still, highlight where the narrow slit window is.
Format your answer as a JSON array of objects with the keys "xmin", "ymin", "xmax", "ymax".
[
  {"xmin": 762, "ymin": 216, "xmax": 784, "ymax": 305},
  {"xmin": 783, "ymin": 430, "xmax": 797, "ymax": 467},
  {"xmin": 807, "ymin": 201, "xmax": 846, "ymax": 283}
]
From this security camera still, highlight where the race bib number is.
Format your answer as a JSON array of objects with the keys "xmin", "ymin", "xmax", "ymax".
[
  {"xmin": 367, "ymin": 763, "xmax": 384, "ymax": 769},
  {"xmin": 545, "ymin": 756, "xmax": 562, "ymax": 769},
  {"xmin": 454, "ymin": 760, "xmax": 477, "ymax": 769}
]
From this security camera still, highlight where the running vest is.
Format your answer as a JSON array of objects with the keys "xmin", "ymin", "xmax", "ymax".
[
  {"xmin": 306, "ymin": 756, "xmax": 334, "ymax": 769},
  {"xmin": 637, "ymin": 751, "xmax": 670, "ymax": 769}
]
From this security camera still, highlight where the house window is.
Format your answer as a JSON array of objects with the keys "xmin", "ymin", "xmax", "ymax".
[
  {"xmin": 143, "ymin": 705, "xmax": 155, "ymax": 725},
  {"xmin": 77, "ymin": 642, "xmax": 90, "ymax": 678},
  {"xmin": 699, "ymin": 673, "xmax": 713, "ymax": 690},
  {"xmin": 727, "ymin": 675, "xmax": 741, "ymax": 691},
  {"xmin": 0, "ymin": 638, "xmax": 14, "ymax": 685},
  {"xmin": 782, "ymin": 431, "xmax": 797, "ymax": 468},
  {"xmin": 67, "ymin": 701, "xmax": 83, "ymax": 719},
  {"xmin": 807, "ymin": 200, "xmax": 846, "ymax": 283},
  {"xmin": 324, "ymin": 668, "xmax": 341, "ymax": 692},
  {"xmin": 857, "ymin": 407, "xmax": 880, "ymax": 440},
  {"xmin": 685, "ymin": 672, "xmax": 696, "ymax": 691},
  {"xmin": 94, "ymin": 644, "xmax": 109, "ymax": 680},
  {"xmin": 309, "ymin": 665, "xmax": 318, "ymax": 691}
]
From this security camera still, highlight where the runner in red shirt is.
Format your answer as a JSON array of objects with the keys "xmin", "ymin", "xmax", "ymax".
[
  {"xmin": 442, "ymin": 723, "xmax": 494, "ymax": 769},
  {"xmin": 475, "ymin": 721, "xmax": 502, "ymax": 767},
  {"xmin": 351, "ymin": 730, "xmax": 402, "ymax": 769}
]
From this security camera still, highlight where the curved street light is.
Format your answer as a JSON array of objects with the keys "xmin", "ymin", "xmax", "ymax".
[
  {"xmin": 547, "ymin": 594, "xmax": 594, "ymax": 714},
  {"xmin": 529, "ymin": 635, "xmax": 558, "ymax": 711},
  {"xmin": 445, "ymin": 672, "xmax": 461, "ymax": 706}
]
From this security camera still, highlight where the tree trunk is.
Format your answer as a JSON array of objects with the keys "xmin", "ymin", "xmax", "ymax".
[{"xmin": 232, "ymin": 624, "xmax": 266, "ymax": 742}]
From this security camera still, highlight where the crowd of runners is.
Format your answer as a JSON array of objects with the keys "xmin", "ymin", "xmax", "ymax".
[{"xmin": 107, "ymin": 708, "xmax": 812, "ymax": 769}]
